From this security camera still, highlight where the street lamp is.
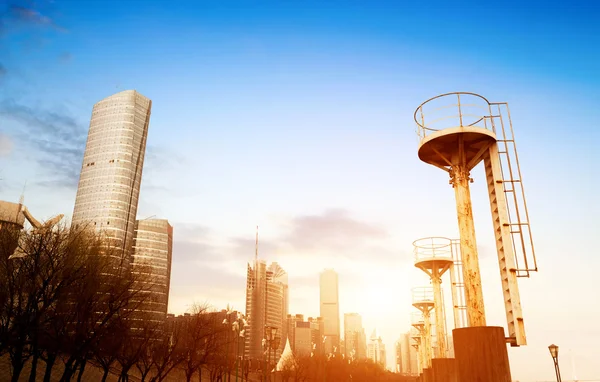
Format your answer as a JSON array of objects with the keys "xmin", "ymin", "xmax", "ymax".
[
  {"xmin": 264, "ymin": 326, "xmax": 278, "ymax": 382},
  {"xmin": 548, "ymin": 344, "xmax": 562, "ymax": 382}
]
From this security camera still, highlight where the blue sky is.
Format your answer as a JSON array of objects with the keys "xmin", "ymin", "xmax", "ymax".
[{"xmin": 1, "ymin": 0, "xmax": 599, "ymax": 380}]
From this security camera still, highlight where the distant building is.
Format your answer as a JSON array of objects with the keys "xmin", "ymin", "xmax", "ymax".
[
  {"xmin": 130, "ymin": 219, "xmax": 173, "ymax": 326},
  {"xmin": 344, "ymin": 313, "xmax": 367, "ymax": 360},
  {"xmin": 367, "ymin": 329, "xmax": 386, "ymax": 369},
  {"xmin": 320, "ymin": 269, "xmax": 340, "ymax": 354},
  {"xmin": 72, "ymin": 90, "xmax": 152, "ymax": 262},
  {"xmin": 286, "ymin": 314, "xmax": 304, "ymax": 353},
  {"xmin": 308, "ymin": 316, "xmax": 325, "ymax": 356},
  {"xmin": 245, "ymin": 260, "xmax": 288, "ymax": 361},
  {"xmin": 294, "ymin": 321, "xmax": 312, "ymax": 356},
  {"xmin": 396, "ymin": 332, "xmax": 418, "ymax": 375}
]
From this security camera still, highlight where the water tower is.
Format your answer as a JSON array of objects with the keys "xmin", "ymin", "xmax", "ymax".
[
  {"xmin": 410, "ymin": 312, "xmax": 425, "ymax": 374},
  {"xmin": 413, "ymin": 237, "xmax": 453, "ymax": 359},
  {"xmin": 413, "ymin": 92, "xmax": 537, "ymax": 380},
  {"xmin": 411, "ymin": 286, "xmax": 434, "ymax": 370}
]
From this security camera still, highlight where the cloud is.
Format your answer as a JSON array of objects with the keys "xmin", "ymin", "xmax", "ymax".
[
  {"xmin": 0, "ymin": 99, "xmax": 86, "ymax": 188},
  {"xmin": 283, "ymin": 208, "xmax": 388, "ymax": 252},
  {"xmin": 58, "ymin": 52, "xmax": 71, "ymax": 63},
  {"xmin": 0, "ymin": 133, "xmax": 13, "ymax": 156},
  {"xmin": 5, "ymin": 4, "xmax": 66, "ymax": 32}
]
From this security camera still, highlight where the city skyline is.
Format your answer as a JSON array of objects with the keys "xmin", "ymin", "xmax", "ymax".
[{"xmin": 1, "ymin": 0, "xmax": 599, "ymax": 380}]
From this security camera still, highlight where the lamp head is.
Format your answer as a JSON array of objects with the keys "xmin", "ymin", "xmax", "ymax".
[{"xmin": 548, "ymin": 344, "xmax": 559, "ymax": 359}]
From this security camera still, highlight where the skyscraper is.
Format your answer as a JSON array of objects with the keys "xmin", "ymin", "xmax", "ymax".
[
  {"xmin": 131, "ymin": 219, "xmax": 173, "ymax": 325},
  {"xmin": 72, "ymin": 90, "xmax": 152, "ymax": 262},
  {"xmin": 344, "ymin": 313, "xmax": 367, "ymax": 360},
  {"xmin": 319, "ymin": 269, "xmax": 340, "ymax": 355},
  {"xmin": 245, "ymin": 260, "xmax": 288, "ymax": 361},
  {"xmin": 368, "ymin": 328, "xmax": 386, "ymax": 369},
  {"xmin": 396, "ymin": 332, "xmax": 417, "ymax": 375}
]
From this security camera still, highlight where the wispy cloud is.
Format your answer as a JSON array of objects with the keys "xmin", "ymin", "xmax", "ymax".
[
  {"xmin": 58, "ymin": 51, "xmax": 72, "ymax": 63},
  {"xmin": 3, "ymin": 3, "xmax": 66, "ymax": 33},
  {"xmin": 0, "ymin": 64, "xmax": 6, "ymax": 78},
  {"xmin": 0, "ymin": 99, "xmax": 86, "ymax": 188},
  {"xmin": 0, "ymin": 133, "xmax": 13, "ymax": 157}
]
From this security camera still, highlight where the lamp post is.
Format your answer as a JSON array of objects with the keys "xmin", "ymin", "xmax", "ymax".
[
  {"xmin": 264, "ymin": 326, "xmax": 278, "ymax": 382},
  {"xmin": 233, "ymin": 313, "xmax": 247, "ymax": 382},
  {"xmin": 548, "ymin": 344, "xmax": 562, "ymax": 382}
]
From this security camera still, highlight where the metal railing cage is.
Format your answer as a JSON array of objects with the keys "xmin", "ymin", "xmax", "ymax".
[
  {"xmin": 414, "ymin": 92, "xmax": 496, "ymax": 140},
  {"xmin": 413, "ymin": 237, "xmax": 453, "ymax": 263},
  {"xmin": 412, "ymin": 286, "xmax": 434, "ymax": 304}
]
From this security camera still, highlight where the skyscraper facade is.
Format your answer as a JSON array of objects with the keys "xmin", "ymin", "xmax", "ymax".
[
  {"xmin": 319, "ymin": 269, "xmax": 340, "ymax": 354},
  {"xmin": 72, "ymin": 90, "xmax": 152, "ymax": 261},
  {"xmin": 368, "ymin": 329, "xmax": 386, "ymax": 369},
  {"xmin": 131, "ymin": 219, "xmax": 173, "ymax": 325},
  {"xmin": 344, "ymin": 313, "xmax": 367, "ymax": 360},
  {"xmin": 245, "ymin": 260, "xmax": 288, "ymax": 361},
  {"xmin": 396, "ymin": 332, "xmax": 417, "ymax": 375}
]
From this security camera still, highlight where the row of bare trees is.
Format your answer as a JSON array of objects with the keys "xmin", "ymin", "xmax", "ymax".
[
  {"xmin": 0, "ymin": 224, "xmax": 238, "ymax": 382},
  {"xmin": 278, "ymin": 353, "xmax": 416, "ymax": 382}
]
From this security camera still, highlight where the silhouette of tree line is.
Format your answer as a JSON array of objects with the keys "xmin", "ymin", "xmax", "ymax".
[
  {"xmin": 0, "ymin": 222, "xmax": 415, "ymax": 381},
  {"xmin": 0, "ymin": 223, "xmax": 242, "ymax": 382}
]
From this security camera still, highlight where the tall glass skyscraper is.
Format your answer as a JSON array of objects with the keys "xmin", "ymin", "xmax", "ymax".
[
  {"xmin": 131, "ymin": 219, "xmax": 173, "ymax": 324},
  {"xmin": 72, "ymin": 90, "xmax": 152, "ymax": 262}
]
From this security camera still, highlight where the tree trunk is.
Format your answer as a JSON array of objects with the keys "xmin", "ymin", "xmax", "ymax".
[
  {"xmin": 10, "ymin": 361, "xmax": 24, "ymax": 382},
  {"xmin": 10, "ymin": 347, "xmax": 25, "ymax": 382},
  {"xmin": 43, "ymin": 353, "xmax": 57, "ymax": 382},
  {"xmin": 77, "ymin": 358, "xmax": 87, "ymax": 382},
  {"xmin": 101, "ymin": 367, "xmax": 110, "ymax": 382},
  {"xmin": 29, "ymin": 345, "xmax": 39, "ymax": 382},
  {"xmin": 60, "ymin": 358, "xmax": 76, "ymax": 382}
]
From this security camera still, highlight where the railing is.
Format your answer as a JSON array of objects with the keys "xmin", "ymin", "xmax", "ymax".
[
  {"xmin": 411, "ymin": 312, "xmax": 425, "ymax": 326},
  {"xmin": 413, "ymin": 237, "xmax": 453, "ymax": 264},
  {"xmin": 413, "ymin": 92, "xmax": 496, "ymax": 140},
  {"xmin": 412, "ymin": 286, "xmax": 434, "ymax": 305}
]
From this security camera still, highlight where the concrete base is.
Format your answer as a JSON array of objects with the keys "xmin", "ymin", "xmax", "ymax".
[
  {"xmin": 453, "ymin": 326, "xmax": 511, "ymax": 381},
  {"xmin": 431, "ymin": 358, "xmax": 457, "ymax": 382}
]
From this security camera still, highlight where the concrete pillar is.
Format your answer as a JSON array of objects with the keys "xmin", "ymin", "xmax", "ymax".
[{"xmin": 453, "ymin": 326, "xmax": 511, "ymax": 381}]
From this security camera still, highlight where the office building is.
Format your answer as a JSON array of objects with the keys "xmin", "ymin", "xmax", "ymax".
[
  {"xmin": 245, "ymin": 260, "xmax": 288, "ymax": 361},
  {"xmin": 130, "ymin": 219, "xmax": 173, "ymax": 325},
  {"xmin": 294, "ymin": 321, "xmax": 312, "ymax": 356},
  {"xmin": 72, "ymin": 90, "xmax": 152, "ymax": 262},
  {"xmin": 286, "ymin": 314, "xmax": 304, "ymax": 353},
  {"xmin": 396, "ymin": 332, "xmax": 418, "ymax": 375},
  {"xmin": 308, "ymin": 316, "xmax": 325, "ymax": 356},
  {"xmin": 368, "ymin": 328, "xmax": 386, "ymax": 369},
  {"xmin": 344, "ymin": 313, "xmax": 367, "ymax": 360},
  {"xmin": 319, "ymin": 269, "xmax": 340, "ymax": 354}
]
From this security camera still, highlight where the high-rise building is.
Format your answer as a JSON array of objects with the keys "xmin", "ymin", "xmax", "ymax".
[
  {"xmin": 245, "ymin": 260, "xmax": 288, "ymax": 361},
  {"xmin": 72, "ymin": 90, "xmax": 152, "ymax": 262},
  {"xmin": 294, "ymin": 321, "xmax": 312, "ymax": 356},
  {"xmin": 344, "ymin": 313, "xmax": 367, "ymax": 360},
  {"xmin": 367, "ymin": 329, "xmax": 386, "ymax": 369},
  {"xmin": 319, "ymin": 269, "xmax": 340, "ymax": 354},
  {"xmin": 396, "ymin": 332, "xmax": 417, "ymax": 375},
  {"xmin": 308, "ymin": 317, "xmax": 325, "ymax": 356},
  {"xmin": 286, "ymin": 314, "xmax": 304, "ymax": 353},
  {"xmin": 131, "ymin": 219, "xmax": 173, "ymax": 325}
]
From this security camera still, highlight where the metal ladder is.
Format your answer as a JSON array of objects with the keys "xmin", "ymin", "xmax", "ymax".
[
  {"xmin": 449, "ymin": 239, "xmax": 468, "ymax": 329},
  {"xmin": 484, "ymin": 102, "xmax": 537, "ymax": 346}
]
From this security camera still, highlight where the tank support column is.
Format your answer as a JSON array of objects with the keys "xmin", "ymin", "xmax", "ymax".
[
  {"xmin": 431, "ymin": 271, "xmax": 447, "ymax": 357},
  {"xmin": 450, "ymin": 137, "xmax": 486, "ymax": 327}
]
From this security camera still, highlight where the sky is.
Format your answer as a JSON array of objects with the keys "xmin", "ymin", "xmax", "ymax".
[{"xmin": 1, "ymin": 0, "xmax": 599, "ymax": 380}]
